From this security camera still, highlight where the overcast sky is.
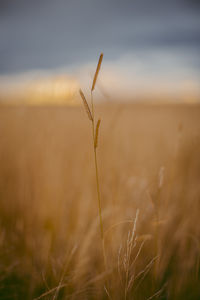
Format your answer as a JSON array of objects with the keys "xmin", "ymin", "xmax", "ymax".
[
  {"xmin": 0, "ymin": 0, "xmax": 199, "ymax": 73},
  {"xmin": 0, "ymin": 0, "xmax": 200, "ymax": 101}
]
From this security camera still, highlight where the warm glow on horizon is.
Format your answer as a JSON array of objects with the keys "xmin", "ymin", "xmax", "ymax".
[
  {"xmin": 0, "ymin": 75, "xmax": 80, "ymax": 106},
  {"xmin": 27, "ymin": 76, "xmax": 79, "ymax": 105},
  {"xmin": 0, "ymin": 64, "xmax": 200, "ymax": 105}
]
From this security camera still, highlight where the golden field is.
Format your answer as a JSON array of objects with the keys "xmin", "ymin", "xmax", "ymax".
[{"xmin": 0, "ymin": 103, "xmax": 200, "ymax": 299}]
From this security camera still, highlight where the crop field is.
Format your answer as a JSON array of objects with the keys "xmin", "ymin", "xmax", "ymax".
[
  {"xmin": 0, "ymin": 103, "xmax": 200, "ymax": 299},
  {"xmin": 1, "ymin": 0, "xmax": 200, "ymax": 298}
]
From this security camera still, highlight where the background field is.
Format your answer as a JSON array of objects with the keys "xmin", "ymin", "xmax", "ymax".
[{"xmin": 0, "ymin": 103, "xmax": 200, "ymax": 299}]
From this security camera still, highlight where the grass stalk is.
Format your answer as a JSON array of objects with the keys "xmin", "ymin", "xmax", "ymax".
[
  {"xmin": 91, "ymin": 91, "xmax": 104, "ymax": 240},
  {"xmin": 80, "ymin": 53, "xmax": 106, "ymax": 269}
]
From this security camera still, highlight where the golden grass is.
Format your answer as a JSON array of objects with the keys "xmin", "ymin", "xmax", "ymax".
[
  {"xmin": 91, "ymin": 53, "xmax": 103, "ymax": 91},
  {"xmin": 0, "ymin": 103, "xmax": 200, "ymax": 299},
  {"xmin": 79, "ymin": 89, "xmax": 93, "ymax": 122},
  {"xmin": 80, "ymin": 54, "xmax": 105, "ymax": 273},
  {"xmin": 94, "ymin": 119, "xmax": 101, "ymax": 149}
]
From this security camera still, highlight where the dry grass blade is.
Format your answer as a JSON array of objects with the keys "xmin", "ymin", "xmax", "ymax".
[
  {"xmin": 79, "ymin": 89, "xmax": 93, "ymax": 121},
  {"xmin": 91, "ymin": 53, "xmax": 103, "ymax": 91},
  {"xmin": 94, "ymin": 119, "xmax": 101, "ymax": 148}
]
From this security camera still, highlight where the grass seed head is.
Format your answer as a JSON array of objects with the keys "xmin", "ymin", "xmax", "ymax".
[
  {"xmin": 91, "ymin": 53, "xmax": 103, "ymax": 91},
  {"xmin": 79, "ymin": 89, "xmax": 93, "ymax": 121},
  {"xmin": 94, "ymin": 119, "xmax": 101, "ymax": 148}
]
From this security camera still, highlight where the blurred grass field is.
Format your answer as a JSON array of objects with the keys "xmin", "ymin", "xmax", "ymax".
[{"xmin": 0, "ymin": 103, "xmax": 200, "ymax": 299}]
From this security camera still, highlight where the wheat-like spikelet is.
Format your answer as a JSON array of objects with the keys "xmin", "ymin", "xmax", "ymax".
[
  {"xmin": 94, "ymin": 119, "xmax": 101, "ymax": 148},
  {"xmin": 79, "ymin": 89, "xmax": 93, "ymax": 121},
  {"xmin": 91, "ymin": 53, "xmax": 103, "ymax": 91}
]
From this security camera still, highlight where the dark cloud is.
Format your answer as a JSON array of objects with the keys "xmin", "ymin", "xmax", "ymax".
[{"xmin": 0, "ymin": 0, "xmax": 199, "ymax": 74}]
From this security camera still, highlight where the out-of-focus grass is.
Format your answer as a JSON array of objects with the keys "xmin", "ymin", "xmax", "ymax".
[{"xmin": 0, "ymin": 103, "xmax": 200, "ymax": 299}]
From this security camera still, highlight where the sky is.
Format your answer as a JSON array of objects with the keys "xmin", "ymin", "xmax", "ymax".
[{"xmin": 0, "ymin": 0, "xmax": 200, "ymax": 103}]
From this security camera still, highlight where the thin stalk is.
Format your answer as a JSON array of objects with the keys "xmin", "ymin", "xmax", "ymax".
[
  {"xmin": 91, "ymin": 91, "xmax": 106, "ymax": 268},
  {"xmin": 153, "ymin": 191, "xmax": 161, "ymax": 290},
  {"xmin": 79, "ymin": 52, "xmax": 107, "ymax": 289}
]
